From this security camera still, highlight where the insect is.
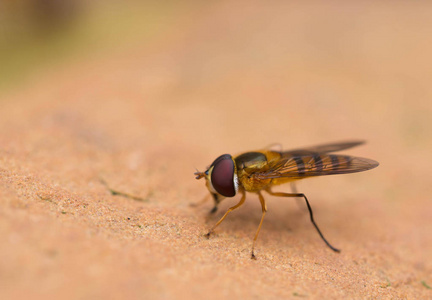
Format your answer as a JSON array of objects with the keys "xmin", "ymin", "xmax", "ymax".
[{"xmin": 194, "ymin": 141, "xmax": 379, "ymax": 259}]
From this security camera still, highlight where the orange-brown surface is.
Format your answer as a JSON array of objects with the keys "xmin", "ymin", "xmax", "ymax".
[{"xmin": 1, "ymin": 1, "xmax": 431, "ymax": 299}]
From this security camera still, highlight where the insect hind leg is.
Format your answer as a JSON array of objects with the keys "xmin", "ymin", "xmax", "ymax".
[
  {"xmin": 266, "ymin": 189, "xmax": 341, "ymax": 253},
  {"xmin": 290, "ymin": 182, "xmax": 307, "ymax": 213}
]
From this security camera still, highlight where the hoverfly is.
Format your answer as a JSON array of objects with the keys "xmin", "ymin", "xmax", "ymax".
[{"xmin": 194, "ymin": 141, "xmax": 379, "ymax": 259}]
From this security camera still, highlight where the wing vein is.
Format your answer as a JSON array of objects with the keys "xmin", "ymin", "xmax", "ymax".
[{"xmin": 255, "ymin": 154, "xmax": 378, "ymax": 180}]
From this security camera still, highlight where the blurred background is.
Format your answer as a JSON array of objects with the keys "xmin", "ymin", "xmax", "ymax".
[
  {"xmin": 0, "ymin": 0, "xmax": 176, "ymax": 91},
  {"xmin": 1, "ymin": 0, "xmax": 430, "ymax": 139},
  {"xmin": 1, "ymin": 0, "xmax": 431, "ymax": 200},
  {"xmin": 0, "ymin": 1, "xmax": 431, "ymax": 299}
]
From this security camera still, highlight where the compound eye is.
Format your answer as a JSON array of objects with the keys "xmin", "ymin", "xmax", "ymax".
[{"xmin": 210, "ymin": 154, "xmax": 236, "ymax": 197}]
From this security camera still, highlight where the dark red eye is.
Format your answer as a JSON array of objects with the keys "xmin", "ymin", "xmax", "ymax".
[{"xmin": 210, "ymin": 154, "xmax": 236, "ymax": 197}]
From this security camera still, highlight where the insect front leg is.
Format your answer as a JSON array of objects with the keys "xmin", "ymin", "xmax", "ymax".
[
  {"xmin": 266, "ymin": 189, "xmax": 341, "ymax": 253},
  {"xmin": 205, "ymin": 191, "xmax": 246, "ymax": 238},
  {"xmin": 191, "ymin": 193, "xmax": 224, "ymax": 214},
  {"xmin": 209, "ymin": 192, "xmax": 224, "ymax": 214}
]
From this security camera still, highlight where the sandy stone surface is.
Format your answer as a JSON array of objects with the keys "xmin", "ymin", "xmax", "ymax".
[{"xmin": 1, "ymin": 1, "xmax": 431, "ymax": 299}]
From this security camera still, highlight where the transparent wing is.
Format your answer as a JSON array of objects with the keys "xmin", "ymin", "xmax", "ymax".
[
  {"xmin": 256, "ymin": 154, "xmax": 379, "ymax": 180},
  {"xmin": 281, "ymin": 141, "xmax": 365, "ymax": 157}
]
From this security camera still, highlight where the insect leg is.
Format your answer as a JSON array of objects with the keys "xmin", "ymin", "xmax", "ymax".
[
  {"xmin": 251, "ymin": 192, "xmax": 267, "ymax": 260},
  {"xmin": 190, "ymin": 193, "xmax": 221, "ymax": 214},
  {"xmin": 291, "ymin": 182, "xmax": 307, "ymax": 212},
  {"xmin": 205, "ymin": 191, "xmax": 246, "ymax": 238},
  {"xmin": 266, "ymin": 190, "xmax": 341, "ymax": 253},
  {"xmin": 209, "ymin": 193, "xmax": 224, "ymax": 214}
]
